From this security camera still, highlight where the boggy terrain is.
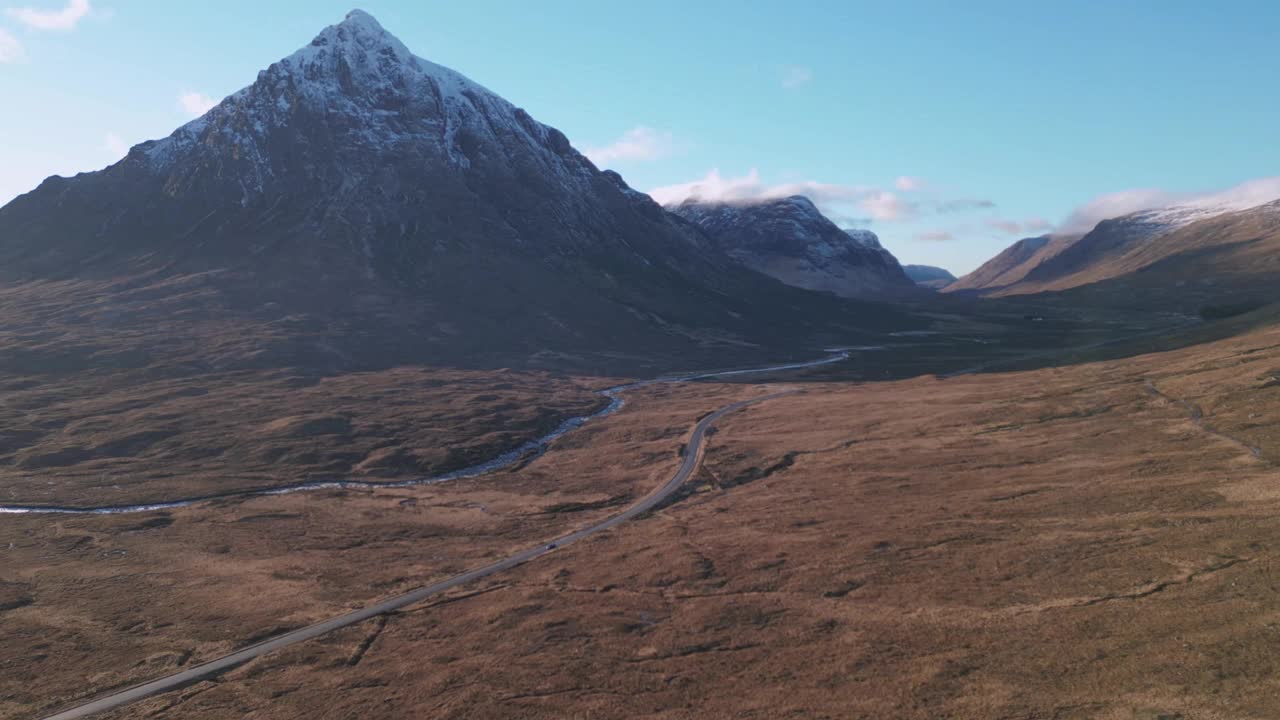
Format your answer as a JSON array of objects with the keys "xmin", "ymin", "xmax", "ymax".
[
  {"xmin": 0, "ymin": 365, "xmax": 606, "ymax": 509},
  {"xmin": 5, "ymin": 318, "xmax": 1280, "ymax": 719}
]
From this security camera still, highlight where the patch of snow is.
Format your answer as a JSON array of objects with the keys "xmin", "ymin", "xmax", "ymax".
[
  {"xmin": 135, "ymin": 9, "xmax": 593, "ymax": 204},
  {"xmin": 1126, "ymin": 181, "xmax": 1280, "ymax": 234},
  {"xmin": 843, "ymin": 228, "xmax": 882, "ymax": 249}
]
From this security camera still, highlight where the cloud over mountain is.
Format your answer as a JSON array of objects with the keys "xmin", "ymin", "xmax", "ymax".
[{"xmin": 1060, "ymin": 176, "xmax": 1280, "ymax": 234}]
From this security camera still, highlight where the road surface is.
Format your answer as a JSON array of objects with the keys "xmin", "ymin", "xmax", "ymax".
[{"xmin": 40, "ymin": 389, "xmax": 798, "ymax": 720}]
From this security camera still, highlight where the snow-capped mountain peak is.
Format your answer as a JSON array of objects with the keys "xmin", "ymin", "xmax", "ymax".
[
  {"xmin": 1117, "ymin": 179, "xmax": 1280, "ymax": 235},
  {"xmin": 5, "ymin": 10, "xmax": 857, "ymax": 370},
  {"xmin": 134, "ymin": 8, "xmax": 572, "ymax": 200},
  {"xmin": 669, "ymin": 195, "xmax": 913, "ymax": 297},
  {"xmin": 282, "ymin": 9, "xmax": 493, "ymax": 103},
  {"xmin": 843, "ymin": 228, "xmax": 882, "ymax": 250}
]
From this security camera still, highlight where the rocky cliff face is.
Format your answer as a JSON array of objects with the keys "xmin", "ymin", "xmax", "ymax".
[
  {"xmin": 669, "ymin": 196, "xmax": 914, "ymax": 298},
  {"xmin": 0, "ymin": 11, "xmax": 913, "ymax": 373}
]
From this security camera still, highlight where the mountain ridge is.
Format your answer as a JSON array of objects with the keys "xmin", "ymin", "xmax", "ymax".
[
  {"xmin": 0, "ymin": 10, "xmax": 916, "ymax": 375},
  {"xmin": 668, "ymin": 195, "xmax": 915, "ymax": 298}
]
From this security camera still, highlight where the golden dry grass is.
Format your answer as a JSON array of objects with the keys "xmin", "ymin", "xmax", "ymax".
[
  {"xmin": 7, "ymin": 324, "xmax": 1280, "ymax": 719},
  {"xmin": 0, "ymin": 366, "xmax": 606, "ymax": 507}
]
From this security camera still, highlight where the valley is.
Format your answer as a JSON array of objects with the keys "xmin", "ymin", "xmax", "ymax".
[{"xmin": 5, "ymin": 6, "xmax": 1280, "ymax": 720}]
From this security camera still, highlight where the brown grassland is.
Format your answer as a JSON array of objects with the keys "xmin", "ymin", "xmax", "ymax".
[
  {"xmin": 5, "ymin": 319, "xmax": 1280, "ymax": 719},
  {"xmin": 0, "ymin": 367, "xmax": 606, "ymax": 508}
]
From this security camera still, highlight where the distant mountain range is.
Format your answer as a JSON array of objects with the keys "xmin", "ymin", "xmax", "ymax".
[
  {"xmin": 669, "ymin": 196, "xmax": 915, "ymax": 298},
  {"xmin": 0, "ymin": 11, "xmax": 917, "ymax": 374}
]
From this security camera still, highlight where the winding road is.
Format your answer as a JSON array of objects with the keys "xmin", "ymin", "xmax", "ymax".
[
  {"xmin": 1, "ymin": 352, "xmax": 847, "ymax": 516},
  {"xmin": 40, "ymin": 389, "xmax": 799, "ymax": 720}
]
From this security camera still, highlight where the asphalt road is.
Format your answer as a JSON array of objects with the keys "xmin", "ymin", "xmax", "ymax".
[{"xmin": 40, "ymin": 389, "xmax": 798, "ymax": 720}]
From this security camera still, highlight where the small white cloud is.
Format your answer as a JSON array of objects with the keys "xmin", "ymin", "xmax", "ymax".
[
  {"xmin": 895, "ymin": 176, "xmax": 924, "ymax": 191},
  {"xmin": 5, "ymin": 0, "xmax": 91, "ymax": 31},
  {"xmin": 0, "ymin": 27, "xmax": 24, "ymax": 62},
  {"xmin": 1059, "ymin": 188, "xmax": 1179, "ymax": 234},
  {"xmin": 178, "ymin": 91, "xmax": 218, "ymax": 117},
  {"xmin": 859, "ymin": 191, "xmax": 915, "ymax": 222},
  {"xmin": 649, "ymin": 168, "xmax": 766, "ymax": 205},
  {"xmin": 986, "ymin": 217, "xmax": 1053, "ymax": 236},
  {"xmin": 648, "ymin": 169, "xmax": 872, "ymax": 212},
  {"xmin": 936, "ymin": 198, "xmax": 996, "ymax": 213},
  {"xmin": 987, "ymin": 219, "xmax": 1022, "ymax": 235},
  {"xmin": 104, "ymin": 131, "xmax": 126, "ymax": 159},
  {"xmin": 914, "ymin": 230, "xmax": 955, "ymax": 242},
  {"xmin": 583, "ymin": 126, "xmax": 674, "ymax": 166},
  {"xmin": 1024, "ymin": 217, "xmax": 1052, "ymax": 233},
  {"xmin": 649, "ymin": 169, "xmax": 1007, "ymax": 227},
  {"xmin": 781, "ymin": 65, "xmax": 812, "ymax": 90}
]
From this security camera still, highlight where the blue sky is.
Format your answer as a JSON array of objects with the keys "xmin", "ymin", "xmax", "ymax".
[{"xmin": 3, "ymin": 1, "xmax": 1278, "ymax": 273}]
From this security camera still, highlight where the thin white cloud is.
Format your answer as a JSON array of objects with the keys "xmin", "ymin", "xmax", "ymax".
[
  {"xmin": 1059, "ymin": 176, "xmax": 1280, "ymax": 234},
  {"xmin": 0, "ymin": 27, "xmax": 24, "ymax": 62},
  {"xmin": 103, "ymin": 131, "xmax": 126, "ymax": 160},
  {"xmin": 781, "ymin": 65, "xmax": 812, "ymax": 90},
  {"xmin": 895, "ymin": 176, "xmax": 924, "ymax": 191},
  {"xmin": 648, "ymin": 169, "xmax": 873, "ymax": 212},
  {"xmin": 914, "ymin": 230, "xmax": 955, "ymax": 242},
  {"xmin": 649, "ymin": 168, "xmax": 1003, "ymax": 225},
  {"xmin": 178, "ymin": 91, "xmax": 218, "ymax": 117},
  {"xmin": 987, "ymin": 219, "xmax": 1023, "ymax": 235},
  {"xmin": 1059, "ymin": 188, "xmax": 1179, "ymax": 234},
  {"xmin": 5, "ymin": 0, "xmax": 91, "ymax": 31},
  {"xmin": 936, "ymin": 198, "xmax": 996, "ymax": 213},
  {"xmin": 583, "ymin": 126, "xmax": 674, "ymax": 166},
  {"xmin": 987, "ymin": 217, "xmax": 1053, "ymax": 236}
]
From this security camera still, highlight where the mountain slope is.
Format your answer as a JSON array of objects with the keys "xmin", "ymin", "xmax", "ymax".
[
  {"xmin": 668, "ymin": 196, "xmax": 914, "ymax": 298},
  {"xmin": 1025, "ymin": 201, "xmax": 1280, "ymax": 309},
  {"xmin": 953, "ymin": 190, "xmax": 1280, "ymax": 298},
  {"xmin": 945, "ymin": 234, "xmax": 1057, "ymax": 292},
  {"xmin": 0, "ymin": 11, "xmax": 913, "ymax": 374},
  {"xmin": 903, "ymin": 265, "xmax": 956, "ymax": 289}
]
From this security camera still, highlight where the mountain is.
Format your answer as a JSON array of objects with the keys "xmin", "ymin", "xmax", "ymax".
[
  {"xmin": 903, "ymin": 265, "xmax": 956, "ymax": 289},
  {"xmin": 948, "ymin": 200, "xmax": 1280, "ymax": 311},
  {"xmin": 668, "ymin": 196, "xmax": 915, "ymax": 298},
  {"xmin": 0, "ymin": 11, "xmax": 914, "ymax": 375},
  {"xmin": 1021, "ymin": 200, "xmax": 1280, "ymax": 309},
  {"xmin": 952, "ymin": 187, "xmax": 1280, "ymax": 298},
  {"xmin": 945, "ymin": 234, "xmax": 1059, "ymax": 292}
]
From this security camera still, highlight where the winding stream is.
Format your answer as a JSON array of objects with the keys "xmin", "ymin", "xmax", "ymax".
[{"xmin": 0, "ymin": 350, "xmax": 852, "ymax": 515}]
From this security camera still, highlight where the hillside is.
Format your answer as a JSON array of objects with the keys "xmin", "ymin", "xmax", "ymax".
[
  {"xmin": 903, "ymin": 264, "xmax": 956, "ymax": 289},
  {"xmin": 953, "ymin": 202, "xmax": 1280, "ymax": 316},
  {"xmin": 952, "ymin": 195, "xmax": 1280, "ymax": 306},
  {"xmin": 945, "ymin": 234, "xmax": 1060, "ymax": 292}
]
